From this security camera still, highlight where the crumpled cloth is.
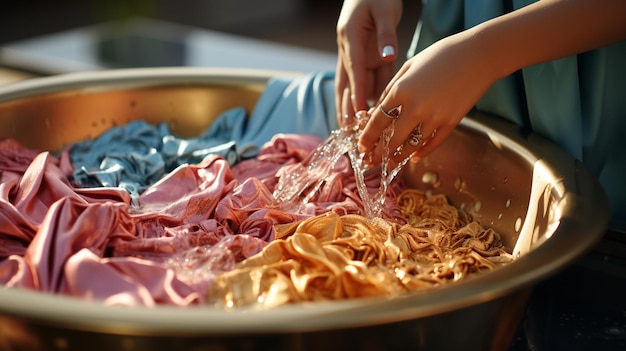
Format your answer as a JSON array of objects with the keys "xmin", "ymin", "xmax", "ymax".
[
  {"xmin": 1, "ymin": 129, "xmax": 401, "ymax": 306},
  {"xmin": 69, "ymin": 71, "xmax": 338, "ymax": 204},
  {"xmin": 0, "ymin": 70, "xmax": 511, "ymax": 308},
  {"xmin": 207, "ymin": 190, "xmax": 512, "ymax": 309}
]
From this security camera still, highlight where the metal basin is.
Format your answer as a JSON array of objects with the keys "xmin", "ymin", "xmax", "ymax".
[{"xmin": 0, "ymin": 68, "xmax": 610, "ymax": 351}]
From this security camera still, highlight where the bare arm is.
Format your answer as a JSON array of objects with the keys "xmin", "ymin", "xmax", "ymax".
[
  {"xmin": 358, "ymin": 0, "xmax": 626, "ymax": 165},
  {"xmin": 480, "ymin": 0, "xmax": 626, "ymax": 79}
]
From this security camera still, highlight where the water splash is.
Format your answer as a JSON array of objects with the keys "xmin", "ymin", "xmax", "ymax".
[
  {"xmin": 272, "ymin": 126, "xmax": 355, "ymax": 212},
  {"xmin": 273, "ymin": 112, "xmax": 412, "ymax": 218}
]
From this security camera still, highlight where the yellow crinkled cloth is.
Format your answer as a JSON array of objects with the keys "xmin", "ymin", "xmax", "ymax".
[{"xmin": 208, "ymin": 189, "xmax": 513, "ymax": 308}]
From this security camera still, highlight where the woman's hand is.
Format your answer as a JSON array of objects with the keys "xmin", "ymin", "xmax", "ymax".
[
  {"xmin": 357, "ymin": 29, "xmax": 500, "ymax": 167},
  {"xmin": 357, "ymin": 0, "xmax": 626, "ymax": 168},
  {"xmin": 335, "ymin": 0, "xmax": 403, "ymax": 127}
]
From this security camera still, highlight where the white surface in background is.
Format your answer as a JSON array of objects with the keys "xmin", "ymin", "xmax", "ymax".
[{"xmin": 0, "ymin": 18, "xmax": 337, "ymax": 75}]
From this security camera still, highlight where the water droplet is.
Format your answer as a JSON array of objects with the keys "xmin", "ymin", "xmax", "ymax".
[
  {"xmin": 422, "ymin": 171, "xmax": 440, "ymax": 188},
  {"xmin": 454, "ymin": 177, "xmax": 466, "ymax": 192},
  {"xmin": 604, "ymin": 327, "xmax": 624, "ymax": 336},
  {"xmin": 474, "ymin": 201, "xmax": 482, "ymax": 212},
  {"xmin": 273, "ymin": 112, "xmax": 408, "ymax": 218},
  {"xmin": 514, "ymin": 217, "xmax": 522, "ymax": 232}
]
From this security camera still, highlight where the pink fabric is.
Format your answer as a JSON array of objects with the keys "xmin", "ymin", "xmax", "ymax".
[
  {"xmin": 0, "ymin": 134, "xmax": 406, "ymax": 306},
  {"xmin": 1, "ymin": 141, "xmax": 129, "ymax": 260},
  {"xmin": 63, "ymin": 250, "xmax": 201, "ymax": 306}
]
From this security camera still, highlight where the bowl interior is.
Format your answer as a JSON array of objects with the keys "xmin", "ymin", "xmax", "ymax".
[{"xmin": 0, "ymin": 68, "xmax": 609, "ymax": 334}]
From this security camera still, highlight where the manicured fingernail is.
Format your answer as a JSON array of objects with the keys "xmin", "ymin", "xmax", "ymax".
[{"xmin": 381, "ymin": 45, "xmax": 395, "ymax": 58}]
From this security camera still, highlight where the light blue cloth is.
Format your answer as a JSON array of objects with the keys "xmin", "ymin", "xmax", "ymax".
[
  {"xmin": 409, "ymin": 0, "xmax": 626, "ymax": 231},
  {"xmin": 70, "ymin": 71, "xmax": 338, "ymax": 204},
  {"xmin": 241, "ymin": 71, "xmax": 337, "ymax": 157}
]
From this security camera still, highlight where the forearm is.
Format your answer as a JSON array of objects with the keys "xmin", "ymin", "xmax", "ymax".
[{"xmin": 468, "ymin": 0, "xmax": 626, "ymax": 79}]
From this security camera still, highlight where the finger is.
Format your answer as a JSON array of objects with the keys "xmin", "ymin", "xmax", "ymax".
[
  {"xmin": 343, "ymin": 40, "xmax": 370, "ymax": 114},
  {"xmin": 371, "ymin": 60, "xmax": 408, "ymax": 108},
  {"xmin": 389, "ymin": 120, "xmax": 453, "ymax": 165},
  {"xmin": 412, "ymin": 123, "xmax": 455, "ymax": 159},
  {"xmin": 337, "ymin": 18, "xmax": 369, "ymax": 114},
  {"xmin": 372, "ymin": 63, "xmax": 396, "ymax": 104},
  {"xmin": 370, "ymin": 2, "xmax": 400, "ymax": 63},
  {"xmin": 335, "ymin": 56, "xmax": 349, "ymax": 126},
  {"xmin": 357, "ymin": 96, "xmax": 401, "ymax": 155},
  {"xmin": 335, "ymin": 51, "xmax": 357, "ymax": 128},
  {"xmin": 375, "ymin": 26, "xmax": 398, "ymax": 64},
  {"xmin": 389, "ymin": 122, "xmax": 435, "ymax": 163},
  {"xmin": 367, "ymin": 107, "xmax": 422, "ymax": 167},
  {"xmin": 341, "ymin": 86, "xmax": 355, "ymax": 127}
]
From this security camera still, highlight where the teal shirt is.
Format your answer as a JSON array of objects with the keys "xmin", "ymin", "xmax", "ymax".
[{"xmin": 408, "ymin": 0, "xmax": 626, "ymax": 231}]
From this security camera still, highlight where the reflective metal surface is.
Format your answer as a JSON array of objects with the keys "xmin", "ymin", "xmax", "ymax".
[{"xmin": 0, "ymin": 68, "xmax": 610, "ymax": 351}]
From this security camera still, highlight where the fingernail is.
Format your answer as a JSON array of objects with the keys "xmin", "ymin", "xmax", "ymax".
[
  {"xmin": 358, "ymin": 143, "xmax": 365, "ymax": 154},
  {"xmin": 381, "ymin": 45, "xmax": 395, "ymax": 58},
  {"xmin": 358, "ymin": 141, "xmax": 369, "ymax": 155}
]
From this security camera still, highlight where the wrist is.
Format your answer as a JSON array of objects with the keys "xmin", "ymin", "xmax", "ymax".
[{"xmin": 466, "ymin": 21, "xmax": 520, "ymax": 82}]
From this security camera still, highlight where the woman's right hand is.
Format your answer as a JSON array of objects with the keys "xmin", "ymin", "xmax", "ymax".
[
  {"xmin": 357, "ymin": 32, "xmax": 496, "ymax": 169},
  {"xmin": 335, "ymin": 0, "xmax": 403, "ymax": 127}
]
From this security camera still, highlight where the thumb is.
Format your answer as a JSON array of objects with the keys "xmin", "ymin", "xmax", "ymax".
[{"xmin": 376, "ymin": 18, "xmax": 398, "ymax": 62}]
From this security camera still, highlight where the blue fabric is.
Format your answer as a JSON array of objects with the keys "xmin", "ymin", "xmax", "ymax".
[
  {"xmin": 241, "ymin": 71, "xmax": 338, "ymax": 157},
  {"xmin": 409, "ymin": 0, "xmax": 626, "ymax": 230},
  {"xmin": 70, "ymin": 71, "xmax": 338, "ymax": 204}
]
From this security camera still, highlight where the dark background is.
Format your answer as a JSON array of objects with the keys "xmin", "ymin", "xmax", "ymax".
[{"xmin": 0, "ymin": 0, "xmax": 420, "ymax": 56}]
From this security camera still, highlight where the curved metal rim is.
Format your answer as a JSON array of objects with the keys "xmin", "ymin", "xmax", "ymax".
[
  {"xmin": 0, "ymin": 67, "xmax": 610, "ymax": 335},
  {"xmin": 0, "ymin": 67, "xmax": 298, "ymax": 102}
]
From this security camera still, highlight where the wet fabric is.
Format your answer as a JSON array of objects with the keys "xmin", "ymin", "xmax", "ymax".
[
  {"xmin": 69, "ymin": 71, "xmax": 338, "ymax": 206},
  {"xmin": 1, "ymin": 71, "xmax": 512, "ymax": 308},
  {"xmin": 409, "ymin": 0, "xmax": 626, "ymax": 230},
  {"xmin": 207, "ymin": 190, "xmax": 511, "ymax": 309},
  {"xmin": 1, "ymin": 132, "xmax": 406, "ymax": 306}
]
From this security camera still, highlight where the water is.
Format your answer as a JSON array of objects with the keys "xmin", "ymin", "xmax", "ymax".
[
  {"xmin": 272, "ymin": 127, "xmax": 355, "ymax": 212},
  {"xmin": 273, "ymin": 112, "xmax": 413, "ymax": 218}
]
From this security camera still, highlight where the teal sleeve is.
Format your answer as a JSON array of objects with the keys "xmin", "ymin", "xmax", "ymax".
[{"xmin": 407, "ymin": 0, "xmax": 626, "ymax": 231}]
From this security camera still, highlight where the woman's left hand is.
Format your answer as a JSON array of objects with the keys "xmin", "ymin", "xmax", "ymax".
[{"xmin": 335, "ymin": 0, "xmax": 403, "ymax": 128}]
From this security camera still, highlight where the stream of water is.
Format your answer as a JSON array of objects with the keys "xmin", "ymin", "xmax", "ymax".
[{"xmin": 273, "ymin": 112, "xmax": 412, "ymax": 218}]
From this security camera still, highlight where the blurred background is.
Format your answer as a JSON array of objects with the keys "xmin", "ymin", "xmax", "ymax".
[{"xmin": 0, "ymin": 0, "xmax": 420, "ymax": 78}]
